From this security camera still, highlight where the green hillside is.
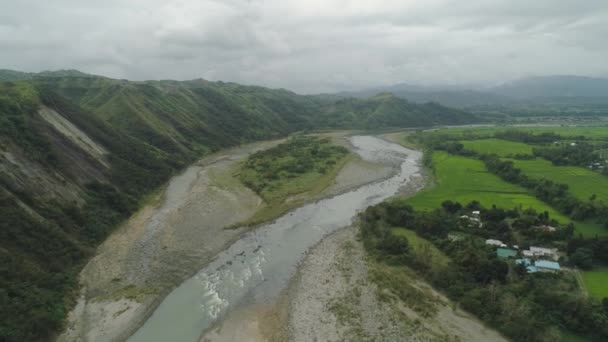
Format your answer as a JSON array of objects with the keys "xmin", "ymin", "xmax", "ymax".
[{"xmin": 0, "ymin": 70, "xmax": 479, "ymax": 341}]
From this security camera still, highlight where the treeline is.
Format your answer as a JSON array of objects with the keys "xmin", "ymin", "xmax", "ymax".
[
  {"xmin": 359, "ymin": 201, "xmax": 608, "ymax": 341},
  {"xmin": 482, "ymin": 155, "xmax": 608, "ymax": 227},
  {"xmin": 533, "ymin": 142, "xmax": 608, "ymax": 170}
]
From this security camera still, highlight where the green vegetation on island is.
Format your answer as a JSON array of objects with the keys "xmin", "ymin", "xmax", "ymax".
[{"xmin": 237, "ymin": 136, "xmax": 349, "ymax": 224}]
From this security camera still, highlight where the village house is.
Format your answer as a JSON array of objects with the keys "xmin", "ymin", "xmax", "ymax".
[
  {"xmin": 537, "ymin": 225, "xmax": 556, "ymax": 233},
  {"xmin": 515, "ymin": 258, "xmax": 561, "ymax": 273},
  {"xmin": 521, "ymin": 246, "xmax": 558, "ymax": 260},
  {"xmin": 485, "ymin": 239, "xmax": 507, "ymax": 247},
  {"xmin": 496, "ymin": 248, "xmax": 517, "ymax": 259},
  {"xmin": 534, "ymin": 260, "xmax": 561, "ymax": 273}
]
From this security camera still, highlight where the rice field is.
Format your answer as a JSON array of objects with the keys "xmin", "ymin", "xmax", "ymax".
[
  {"xmin": 461, "ymin": 138, "xmax": 534, "ymax": 156},
  {"xmin": 407, "ymin": 151, "xmax": 605, "ymax": 237},
  {"xmin": 507, "ymin": 158, "xmax": 608, "ymax": 204}
]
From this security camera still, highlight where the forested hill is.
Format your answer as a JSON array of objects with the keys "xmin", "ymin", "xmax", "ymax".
[{"xmin": 0, "ymin": 71, "xmax": 477, "ymax": 341}]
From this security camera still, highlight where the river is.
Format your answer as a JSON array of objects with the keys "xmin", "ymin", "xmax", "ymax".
[{"xmin": 128, "ymin": 135, "xmax": 422, "ymax": 342}]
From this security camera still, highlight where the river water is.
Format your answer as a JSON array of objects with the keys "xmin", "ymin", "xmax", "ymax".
[{"xmin": 128, "ymin": 136, "xmax": 422, "ymax": 342}]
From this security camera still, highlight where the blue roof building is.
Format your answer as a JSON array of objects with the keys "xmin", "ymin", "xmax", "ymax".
[
  {"xmin": 534, "ymin": 260, "xmax": 561, "ymax": 272},
  {"xmin": 515, "ymin": 258, "xmax": 537, "ymax": 273}
]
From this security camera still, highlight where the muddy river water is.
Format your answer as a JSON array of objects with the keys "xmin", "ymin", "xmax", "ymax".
[{"xmin": 128, "ymin": 136, "xmax": 422, "ymax": 342}]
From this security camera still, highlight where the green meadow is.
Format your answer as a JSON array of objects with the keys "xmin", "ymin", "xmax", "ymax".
[
  {"xmin": 407, "ymin": 151, "xmax": 603, "ymax": 236},
  {"xmin": 581, "ymin": 267, "xmax": 608, "ymax": 299},
  {"xmin": 461, "ymin": 138, "xmax": 534, "ymax": 156}
]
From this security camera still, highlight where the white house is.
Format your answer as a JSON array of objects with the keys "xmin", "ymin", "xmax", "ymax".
[{"xmin": 485, "ymin": 239, "xmax": 504, "ymax": 247}]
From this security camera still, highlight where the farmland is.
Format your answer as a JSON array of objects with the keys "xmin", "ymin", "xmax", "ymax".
[
  {"xmin": 409, "ymin": 152, "xmax": 569, "ymax": 220},
  {"xmin": 507, "ymin": 158, "xmax": 608, "ymax": 204},
  {"xmin": 461, "ymin": 138, "xmax": 534, "ymax": 156},
  {"xmin": 407, "ymin": 151, "xmax": 605, "ymax": 236}
]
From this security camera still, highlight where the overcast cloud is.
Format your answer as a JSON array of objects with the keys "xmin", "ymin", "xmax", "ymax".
[{"xmin": 1, "ymin": 0, "xmax": 607, "ymax": 93}]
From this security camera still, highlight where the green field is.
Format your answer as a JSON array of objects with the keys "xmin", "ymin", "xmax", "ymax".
[
  {"xmin": 581, "ymin": 268, "xmax": 608, "ymax": 299},
  {"xmin": 392, "ymin": 227, "xmax": 449, "ymax": 270},
  {"xmin": 507, "ymin": 158, "xmax": 608, "ymax": 204},
  {"xmin": 561, "ymin": 332, "xmax": 591, "ymax": 342},
  {"xmin": 461, "ymin": 138, "xmax": 534, "ymax": 156},
  {"xmin": 407, "ymin": 151, "xmax": 602, "ymax": 236}
]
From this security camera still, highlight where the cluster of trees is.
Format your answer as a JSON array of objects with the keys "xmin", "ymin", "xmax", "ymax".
[
  {"xmin": 494, "ymin": 130, "xmax": 564, "ymax": 144},
  {"xmin": 533, "ymin": 142, "xmax": 607, "ymax": 169},
  {"xmin": 567, "ymin": 237, "xmax": 608, "ymax": 270},
  {"xmin": 359, "ymin": 200, "xmax": 608, "ymax": 341}
]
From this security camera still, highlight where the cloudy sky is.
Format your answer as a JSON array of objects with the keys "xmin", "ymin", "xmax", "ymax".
[{"xmin": 1, "ymin": 0, "xmax": 607, "ymax": 93}]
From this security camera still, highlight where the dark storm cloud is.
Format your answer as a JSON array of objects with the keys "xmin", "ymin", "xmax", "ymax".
[{"xmin": 0, "ymin": 0, "xmax": 606, "ymax": 93}]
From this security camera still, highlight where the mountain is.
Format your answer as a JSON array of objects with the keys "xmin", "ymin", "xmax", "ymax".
[
  {"xmin": 491, "ymin": 75, "xmax": 608, "ymax": 99},
  {"xmin": 333, "ymin": 83, "xmax": 511, "ymax": 107},
  {"xmin": 0, "ymin": 70, "xmax": 478, "ymax": 341},
  {"xmin": 340, "ymin": 76, "xmax": 608, "ymax": 109},
  {"xmin": 317, "ymin": 93, "xmax": 476, "ymax": 128}
]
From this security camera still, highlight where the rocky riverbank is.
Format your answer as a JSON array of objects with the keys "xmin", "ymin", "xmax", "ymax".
[{"xmin": 58, "ymin": 134, "xmax": 394, "ymax": 342}]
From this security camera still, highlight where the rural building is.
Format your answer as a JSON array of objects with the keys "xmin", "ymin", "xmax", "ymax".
[
  {"xmin": 521, "ymin": 246, "xmax": 558, "ymax": 260},
  {"xmin": 485, "ymin": 239, "xmax": 506, "ymax": 247},
  {"xmin": 534, "ymin": 260, "xmax": 561, "ymax": 273},
  {"xmin": 497, "ymin": 248, "xmax": 517, "ymax": 259},
  {"xmin": 529, "ymin": 246, "xmax": 558, "ymax": 260},
  {"xmin": 537, "ymin": 225, "xmax": 556, "ymax": 232},
  {"xmin": 515, "ymin": 258, "xmax": 538, "ymax": 273}
]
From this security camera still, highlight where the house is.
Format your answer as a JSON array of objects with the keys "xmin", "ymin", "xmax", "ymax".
[
  {"xmin": 534, "ymin": 260, "xmax": 561, "ymax": 272},
  {"xmin": 523, "ymin": 250, "xmax": 535, "ymax": 258},
  {"xmin": 521, "ymin": 246, "xmax": 558, "ymax": 260},
  {"xmin": 538, "ymin": 225, "xmax": 556, "ymax": 233},
  {"xmin": 485, "ymin": 239, "xmax": 504, "ymax": 247},
  {"xmin": 497, "ymin": 248, "xmax": 517, "ymax": 259},
  {"xmin": 529, "ymin": 246, "xmax": 558, "ymax": 260}
]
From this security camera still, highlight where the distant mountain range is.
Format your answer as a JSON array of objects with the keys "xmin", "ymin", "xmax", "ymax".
[{"xmin": 334, "ymin": 75, "xmax": 608, "ymax": 108}]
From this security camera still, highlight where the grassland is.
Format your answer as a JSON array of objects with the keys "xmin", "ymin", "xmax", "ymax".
[
  {"xmin": 406, "ymin": 151, "xmax": 604, "ymax": 236},
  {"xmin": 581, "ymin": 267, "xmax": 608, "ymax": 299},
  {"xmin": 461, "ymin": 138, "xmax": 534, "ymax": 156},
  {"xmin": 392, "ymin": 228, "xmax": 449, "ymax": 270}
]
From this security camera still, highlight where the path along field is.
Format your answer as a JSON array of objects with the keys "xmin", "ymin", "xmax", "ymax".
[
  {"xmin": 432, "ymin": 126, "xmax": 608, "ymax": 140},
  {"xmin": 407, "ymin": 152, "xmax": 603, "ymax": 236}
]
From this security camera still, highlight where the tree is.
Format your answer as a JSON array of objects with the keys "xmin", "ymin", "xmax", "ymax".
[{"xmin": 570, "ymin": 247, "xmax": 594, "ymax": 269}]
